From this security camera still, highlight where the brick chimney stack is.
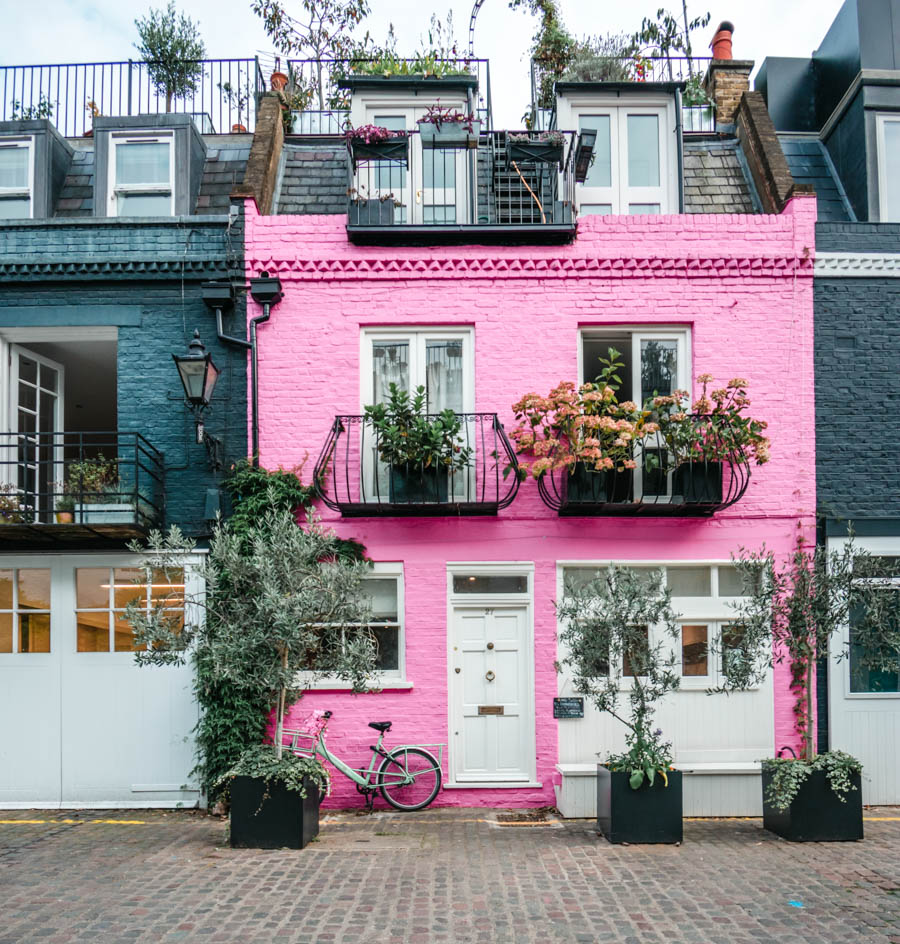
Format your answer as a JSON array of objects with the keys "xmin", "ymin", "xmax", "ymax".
[{"xmin": 702, "ymin": 21, "xmax": 754, "ymax": 127}]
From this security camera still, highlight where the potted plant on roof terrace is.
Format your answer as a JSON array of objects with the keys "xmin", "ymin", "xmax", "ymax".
[
  {"xmin": 345, "ymin": 124, "xmax": 409, "ymax": 169},
  {"xmin": 507, "ymin": 130, "xmax": 566, "ymax": 167},
  {"xmin": 417, "ymin": 102, "xmax": 481, "ymax": 149},
  {"xmin": 363, "ymin": 383, "xmax": 473, "ymax": 504},
  {"xmin": 725, "ymin": 536, "xmax": 900, "ymax": 842},
  {"xmin": 67, "ymin": 454, "xmax": 133, "ymax": 525}
]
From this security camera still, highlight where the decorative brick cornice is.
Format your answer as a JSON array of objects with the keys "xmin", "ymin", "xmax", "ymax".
[
  {"xmin": 0, "ymin": 257, "xmax": 231, "ymax": 279},
  {"xmin": 246, "ymin": 253, "xmax": 815, "ymax": 281},
  {"xmin": 815, "ymin": 252, "xmax": 900, "ymax": 277}
]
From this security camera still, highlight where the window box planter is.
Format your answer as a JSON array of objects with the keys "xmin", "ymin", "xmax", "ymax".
[
  {"xmin": 229, "ymin": 775, "xmax": 322, "ymax": 849},
  {"xmin": 388, "ymin": 465, "xmax": 449, "ymax": 504},
  {"xmin": 348, "ymin": 199, "xmax": 396, "ymax": 226},
  {"xmin": 672, "ymin": 462, "xmax": 722, "ymax": 504},
  {"xmin": 76, "ymin": 502, "xmax": 135, "ymax": 525},
  {"xmin": 348, "ymin": 137, "xmax": 409, "ymax": 169},
  {"xmin": 597, "ymin": 765, "xmax": 683, "ymax": 844},
  {"xmin": 761, "ymin": 768, "xmax": 863, "ymax": 842},
  {"xmin": 564, "ymin": 464, "xmax": 633, "ymax": 505},
  {"xmin": 418, "ymin": 120, "xmax": 481, "ymax": 149},
  {"xmin": 507, "ymin": 139, "xmax": 565, "ymax": 167}
]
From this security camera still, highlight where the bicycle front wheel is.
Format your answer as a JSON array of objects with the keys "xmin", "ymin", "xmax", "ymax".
[{"xmin": 378, "ymin": 747, "xmax": 442, "ymax": 811}]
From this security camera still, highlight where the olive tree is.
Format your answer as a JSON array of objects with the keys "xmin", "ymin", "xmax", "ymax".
[
  {"xmin": 126, "ymin": 501, "xmax": 377, "ymax": 763},
  {"xmin": 135, "ymin": 1, "xmax": 207, "ymax": 112}
]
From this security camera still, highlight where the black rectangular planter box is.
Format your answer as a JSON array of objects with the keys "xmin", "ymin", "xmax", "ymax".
[
  {"xmin": 348, "ymin": 199, "xmax": 395, "ymax": 225},
  {"xmin": 389, "ymin": 465, "xmax": 449, "ymax": 503},
  {"xmin": 418, "ymin": 120, "xmax": 481, "ymax": 149},
  {"xmin": 672, "ymin": 461, "xmax": 722, "ymax": 503},
  {"xmin": 229, "ymin": 775, "xmax": 321, "ymax": 849},
  {"xmin": 507, "ymin": 140, "xmax": 565, "ymax": 167},
  {"xmin": 597, "ymin": 765, "xmax": 683, "ymax": 844},
  {"xmin": 349, "ymin": 137, "xmax": 409, "ymax": 169},
  {"xmin": 565, "ymin": 464, "xmax": 633, "ymax": 505},
  {"xmin": 762, "ymin": 767, "xmax": 863, "ymax": 842}
]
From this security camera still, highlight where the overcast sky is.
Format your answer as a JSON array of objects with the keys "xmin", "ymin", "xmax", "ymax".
[{"xmin": 2, "ymin": 0, "xmax": 846, "ymax": 127}]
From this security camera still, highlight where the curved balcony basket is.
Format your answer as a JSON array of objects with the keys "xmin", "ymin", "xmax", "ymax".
[
  {"xmin": 313, "ymin": 413, "xmax": 520, "ymax": 517},
  {"xmin": 348, "ymin": 136, "xmax": 409, "ymax": 170},
  {"xmin": 535, "ymin": 414, "xmax": 752, "ymax": 517}
]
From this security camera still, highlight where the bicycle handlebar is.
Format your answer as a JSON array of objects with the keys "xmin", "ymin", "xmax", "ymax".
[{"xmin": 323, "ymin": 710, "xmax": 333, "ymax": 719}]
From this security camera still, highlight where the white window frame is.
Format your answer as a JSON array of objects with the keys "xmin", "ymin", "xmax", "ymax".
[
  {"xmin": 579, "ymin": 326, "xmax": 691, "ymax": 501},
  {"xmin": 0, "ymin": 137, "xmax": 34, "ymax": 220},
  {"xmin": 556, "ymin": 561, "xmax": 764, "ymax": 693},
  {"xmin": 562, "ymin": 98, "xmax": 675, "ymax": 215},
  {"xmin": 876, "ymin": 113, "xmax": 900, "ymax": 223},
  {"xmin": 108, "ymin": 132, "xmax": 175, "ymax": 217},
  {"xmin": 300, "ymin": 562, "xmax": 409, "ymax": 690}
]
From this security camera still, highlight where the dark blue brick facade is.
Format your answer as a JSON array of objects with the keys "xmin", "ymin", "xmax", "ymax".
[{"xmin": 0, "ymin": 214, "xmax": 246, "ymax": 538}]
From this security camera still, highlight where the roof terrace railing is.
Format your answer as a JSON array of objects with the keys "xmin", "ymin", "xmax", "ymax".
[{"xmin": 0, "ymin": 58, "xmax": 266, "ymax": 137}]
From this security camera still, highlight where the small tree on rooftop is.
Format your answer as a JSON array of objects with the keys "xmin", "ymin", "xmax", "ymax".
[
  {"xmin": 632, "ymin": 4, "xmax": 711, "ymax": 80},
  {"xmin": 135, "ymin": 1, "xmax": 207, "ymax": 112}
]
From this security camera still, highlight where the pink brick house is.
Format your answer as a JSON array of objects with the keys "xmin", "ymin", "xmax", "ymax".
[{"xmin": 238, "ymin": 52, "xmax": 816, "ymax": 814}]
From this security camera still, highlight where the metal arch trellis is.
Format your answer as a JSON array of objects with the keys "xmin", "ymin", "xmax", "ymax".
[{"xmin": 469, "ymin": 0, "xmax": 489, "ymax": 56}]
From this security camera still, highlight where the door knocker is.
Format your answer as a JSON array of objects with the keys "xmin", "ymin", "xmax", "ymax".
[{"xmin": 485, "ymin": 670, "xmax": 496, "ymax": 682}]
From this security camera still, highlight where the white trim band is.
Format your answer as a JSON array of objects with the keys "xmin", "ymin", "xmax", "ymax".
[{"xmin": 816, "ymin": 252, "xmax": 900, "ymax": 277}]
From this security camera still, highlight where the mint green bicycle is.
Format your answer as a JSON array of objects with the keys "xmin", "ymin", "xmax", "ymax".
[{"xmin": 282, "ymin": 710, "xmax": 444, "ymax": 811}]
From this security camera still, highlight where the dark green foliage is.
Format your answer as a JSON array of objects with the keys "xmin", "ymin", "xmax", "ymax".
[
  {"xmin": 762, "ymin": 750, "xmax": 861, "ymax": 812},
  {"xmin": 217, "ymin": 742, "xmax": 329, "ymax": 798},
  {"xmin": 223, "ymin": 459, "xmax": 316, "ymax": 539}
]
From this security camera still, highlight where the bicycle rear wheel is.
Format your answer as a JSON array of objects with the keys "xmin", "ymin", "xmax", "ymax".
[{"xmin": 378, "ymin": 747, "xmax": 442, "ymax": 811}]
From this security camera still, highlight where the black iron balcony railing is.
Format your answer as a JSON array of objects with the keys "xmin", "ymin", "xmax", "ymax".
[
  {"xmin": 534, "ymin": 419, "xmax": 751, "ymax": 517},
  {"xmin": 314, "ymin": 414, "xmax": 520, "ymax": 516},
  {"xmin": 0, "ymin": 431, "xmax": 164, "ymax": 541},
  {"xmin": 1, "ymin": 59, "xmax": 265, "ymax": 136},
  {"xmin": 346, "ymin": 129, "xmax": 576, "ymax": 242}
]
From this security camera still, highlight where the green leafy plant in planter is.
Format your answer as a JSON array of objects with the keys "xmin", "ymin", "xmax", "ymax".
[
  {"xmin": 124, "ymin": 495, "xmax": 377, "ymax": 847},
  {"xmin": 363, "ymin": 383, "xmax": 473, "ymax": 504},
  {"xmin": 556, "ymin": 565, "xmax": 683, "ymax": 843},
  {"xmin": 724, "ymin": 535, "xmax": 900, "ymax": 841},
  {"xmin": 0, "ymin": 483, "xmax": 26, "ymax": 524}
]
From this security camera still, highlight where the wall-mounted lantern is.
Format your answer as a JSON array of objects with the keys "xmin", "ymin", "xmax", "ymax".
[{"xmin": 173, "ymin": 329, "xmax": 223, "ymax": 468}]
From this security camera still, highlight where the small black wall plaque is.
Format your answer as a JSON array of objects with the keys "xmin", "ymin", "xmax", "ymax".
[{"xmin": 553, "ymin": 697, "xmax": 584, "ymax": 719}]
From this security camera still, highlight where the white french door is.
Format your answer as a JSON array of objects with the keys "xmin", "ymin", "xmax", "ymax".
[{"xmin": 450, "ymin": 603, "xmax": 533, "ymax": 783}]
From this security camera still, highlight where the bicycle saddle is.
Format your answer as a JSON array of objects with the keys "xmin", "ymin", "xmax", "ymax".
[{"xmin": 368, "ymin": 721, "xmax": 392, "ymax": 733}]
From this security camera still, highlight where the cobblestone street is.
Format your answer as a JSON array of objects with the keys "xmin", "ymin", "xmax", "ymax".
[{"xmin": 3, "ymin": 807, "xmax": 900, "ymax": 943}]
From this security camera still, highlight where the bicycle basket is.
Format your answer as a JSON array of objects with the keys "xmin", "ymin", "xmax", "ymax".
[{"xmin": 281, "ymin": 728, "xmax": 318, "ymax": 758}]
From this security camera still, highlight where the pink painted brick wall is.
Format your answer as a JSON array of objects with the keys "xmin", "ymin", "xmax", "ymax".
[{"xmin": 245, "ymin": 197, "xmax": 817, "ymax": 808}]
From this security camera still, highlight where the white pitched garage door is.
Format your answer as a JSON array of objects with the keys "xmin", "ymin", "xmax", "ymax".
[{"xmin": 0, "ymin": 553, "xmax": 199, "ymax": 808}]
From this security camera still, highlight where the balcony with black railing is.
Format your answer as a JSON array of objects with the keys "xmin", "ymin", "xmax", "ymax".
[
  {"xmin": 314, "ymin": 414, "xmax": 520, "ymax": 517},
  {"xmin": 534, "ymin": 419, "xmax": 751, "ymax": 517},
  {"xmin": 346, "ymin": 129, "xmax": 578, "ymax": 244},
  {"xmin": 0, "ymin": 431, "xmax": 165, "ymax": 545}
]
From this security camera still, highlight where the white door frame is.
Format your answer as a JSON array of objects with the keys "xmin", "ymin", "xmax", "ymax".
[{"xmin": 445, "ymin": 562, "xmax": 536, "ymax": 787}]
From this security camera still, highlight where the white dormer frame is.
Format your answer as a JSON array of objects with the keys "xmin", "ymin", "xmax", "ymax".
[
  {"xmin": 875, "ymin": 113, "xmax": 900, "ymax": 223},
  {"xmin": 555, "ymin": 91, "xmax": 679, "ymax": 216},
  {"xmin": 0, "ymin": 137, "xmax": 34, "ymax": 220},
  {"xmin": 107, "ymin": 131, "xmax": 175, "ymax": 217}
]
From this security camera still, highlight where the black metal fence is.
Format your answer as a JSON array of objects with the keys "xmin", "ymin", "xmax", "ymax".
[
  {"xmin": 0, "ymin": 431, "xmax": 164, "ymax": 529},
  {"xmin": 314, "ymin": 414, "xmax": 519, "ymax": 516},
  {"xmin": 347, "ymin": 129, "xmax": 576, "ymax": 228},
  {"xmin": 0, "ymin": 59, "xmax": 265, "ymax": 137}
]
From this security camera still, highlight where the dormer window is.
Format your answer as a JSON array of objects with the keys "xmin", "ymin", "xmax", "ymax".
[
  {"xmin": 876, "ymin": 114, "xmax": 900, "ymax": 222},
  {"xmin": 108, "ymin": 132, "xmax": 174, "ymax": 216},
  {"xmin": 0, "ymin": 138, "xmax": 33, "ymax": 220}
]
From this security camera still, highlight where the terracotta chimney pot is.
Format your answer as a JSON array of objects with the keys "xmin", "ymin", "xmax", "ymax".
[{"xmin": 711, "ymin": 20, "xmax": 735, "ymax": 60}]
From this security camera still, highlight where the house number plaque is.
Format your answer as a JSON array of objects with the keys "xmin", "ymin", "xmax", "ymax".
[
  {"xmin": 478, "ymin": 705, "xmax": 504, "ymax": 715},
  {"xmin": 553, "ymin": 697, "xmax": 584, "ymax": 719}
]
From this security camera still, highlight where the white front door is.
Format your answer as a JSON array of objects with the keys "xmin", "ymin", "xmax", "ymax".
[{"xmin": 450, "ymin": 603, "xmax": 532, "ymax": 782}]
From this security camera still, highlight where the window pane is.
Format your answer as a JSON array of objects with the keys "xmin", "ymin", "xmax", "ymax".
[
  {"xmin": 19, "ymin": 612, "xmax": 50, "ymax": 652},
  {"xmin": 18, "ymin": 569, "xmax": 50, "ymax": 610},
  {"xmin": 581, "ymin": 333, "xmax": 632, "ymax": 388},
  {"xmin": 0, "ymin": 570, "xmax": 12, "ymax": 609},
  {"xmin": 622, "ymin": 625, "xmax": 649, "ymax": 677},
  {"xmin": 0, "ymin": 613, "xmax": 11, "ymax": 652},
  {"xmin": 77, "ymin": 612, "xmax": 110, "ymax": 652},
  {"xmin": 721, "ymin": 624, "xmax": 748, "ymax": 676},
  {"xmin": 150, "ymin": 567, "xmax": 184, "ymax": 605},
  {"xmin": 39, "ymin": 363, "xmax": 58, "ymax": 394},
  {"xmin": 884, "ymin": 120, "xmax": 900, "ymax": 222},
  {"xmin": 849, "ymin": 597, "xmax": 900, "ymax": 693},
  {"xmin": 114, "ymin": 567, "xmax": 146, "ymax": 608},
  {"xmin": 563, "ymin": 566, "xmax": 606, "ymax": 591},
  {"xmin": 372, "ymin": 342, "xmax": 409, "ymax": 402},
  {"xmin": 116, "ymin": 142, "xmax": 170, "ymax": 185},
  {"xmin": 365, "ymin": 578, "xmax": 398, "ymax": 620},
  {"xmin": 425, "ymin": 341, "xmax": 464, "ymax": 413},
  {"xmin": 641, "ymin": 339, "xmax": 678, "ymax": 401},
  {"xmin": 372, "ymin": 624, "xmax": 399, "ymax": 671},
  {"xmin": 628, "ymin": 203, "xmax": 661, "ymax": 214},
  {"xmin": 452, "ymin": 575, "xmax": 528, "ymax": 594},
  {"xmin": 579, "ymin": 115, "xmax": 611, "ymax": 187},
  {"xmin": 76, "ymin": 568, "xmax": 109, "ymax": 609},
  {"xmin": 719, "ymin": 566, "xmax": 752, "ymax": 596},
  {"xmin": 372, "ymin": 115, "xmax": 406, "ymax": 195},
  {"xmin": 682, "ymin": 624, "xmax": 709, "ymax": 676},
  {"xmin": 627, "ymin": 115, "xmax": 660, "ymax": 187},
  {"xmin": 580, "ymin": 204, "xmax": 612, "ymax": 215},
  {"xmin": 423, "ymin": 150, "xmax": 456, "ymax": 188},
  {"xmin": 667, "ymin": 566, "xmax": 711, "ymax": 596},
  {"xmin": 114, "ymin": 612, "xmax": 142, "ymax": 652},
  {"xmin": 0, "ymin": 197, "xmax": 30, "ymax": 219},
  {"xmin": 0, "ymin": 147, "xmax": 29, "ymax": 188},
  {"xmin": 423, "ymin": 205, "xmax": 456, "ymax": 223},
  {"xmin": 117, "ymin": 193, "xmax": 172, "ymax": 216}
]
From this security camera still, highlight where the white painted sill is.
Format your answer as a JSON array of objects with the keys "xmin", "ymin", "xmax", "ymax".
[
  {"xmin": 301, "ymin": 679, "xmax": 414, "ymax": 692},
  {"xmin": 443, "ymin": 781, "xmax": 543, "ymax": 790}
]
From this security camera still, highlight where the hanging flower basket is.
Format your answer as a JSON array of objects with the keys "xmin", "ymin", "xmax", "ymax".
[
  {"xmin": 507, "ymin": 133, "xmax": 566, "ymax": 167},
  {"xmin": 346, "ymin": 127, "xmax": 410, "ymax": 169}
]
